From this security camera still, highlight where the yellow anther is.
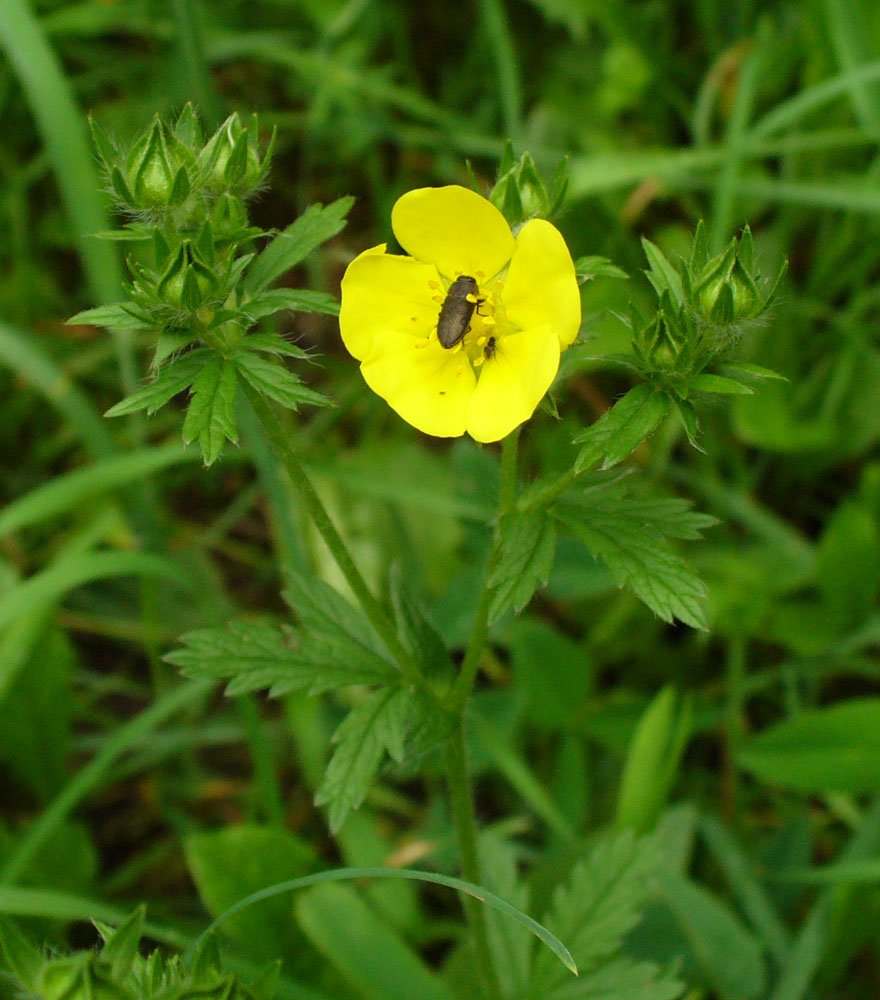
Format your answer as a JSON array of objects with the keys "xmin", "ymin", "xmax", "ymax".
[
  {"xmin": 428, "ymin": 279, "xmax": 441, "ymax": 289},
  {"xmin": 414, "ymin": 340, "xmax": 429, "ymax": 349},
  {"xmin": 432, "ymin": 294, "xmax": 444, "ymax": 304},
  {"xmin": 475, "ymin": 269, "xmax": 486, "ymax": 278},
  {"xmin": 411, "ymin": 315, "xmax": 419, "ymax": 322},
  {"xmin": 476, "ymin": 335, "xmax": 487, "ymax": 346},
  {"xmin": 482, "ymin": 315, "xmax": 496, "ymax": 327},
  {"xmin": 466, "ymin": 293, "xmax": 478, "ymax": 303},
  {"xmin": 473, "ymin": 355, "xmax": 485, "ymax": 367},
  {"xmin": 495, "ymin": 280, "xmax": 504, "ymax": 291}
]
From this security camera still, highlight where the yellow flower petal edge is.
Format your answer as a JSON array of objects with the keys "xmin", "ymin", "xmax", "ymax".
[
  {"xmin": 339, "ymin": 245, "xmax": 440, "ymax": 361},
  {"xmin": 391, "ymin": 186, "xmax": 515, "ymax": 280},
  {"xmin": 466, "ymin": 326, "xmax": 560, "ymax": 443},
  {"xmin": 360, "ymin": 329, "xmax": 475, "ymax": 438},
  {"xmin": 502, "ymin": 219, "xmax": 581, "ymax": 348}
]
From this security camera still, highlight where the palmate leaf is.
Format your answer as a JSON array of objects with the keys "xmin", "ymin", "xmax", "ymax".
[
  {"xmin": 488, "ymin": 510, "xmax": 557, "ymax": 623},
  {"xmin": 182, "ymin": 354, "xmax": 239, "ymax": 466},
  {"xmin": 529, "ymin": 831, "xmax": 682, "ymax": 1000},
  {"xmin": 165, "ymin": 620, "xmax": 398, "ymax": 697},
  {"xmin": 553, "ymin": 482, "xmax": 712, "ymax": 629}
]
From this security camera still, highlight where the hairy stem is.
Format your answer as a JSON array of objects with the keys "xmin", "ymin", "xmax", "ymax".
[{"xmin": 444, "ymin": 719, "xmax": 504, "ymax": 1000}]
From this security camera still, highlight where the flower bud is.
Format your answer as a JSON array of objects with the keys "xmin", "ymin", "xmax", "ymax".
[
  {"xmin": 157, "ymin": 241, "xmax": 218, "ymax": 311},
  {"xmin": 198, "ymin": 113, "xmax": 274, "ymax": 196},
  {"xmin": 121, "ymin": 117, "xmax": 194, "ymax": 211}
]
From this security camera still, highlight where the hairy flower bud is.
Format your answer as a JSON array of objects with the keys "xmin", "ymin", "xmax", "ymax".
[
  {"xmin": 198, "ymin": 113, "xmax": 274, "ymax": 196},
  {"xmin": 157, "ymin": 241, "xmax": 218, "ymax": 310}
]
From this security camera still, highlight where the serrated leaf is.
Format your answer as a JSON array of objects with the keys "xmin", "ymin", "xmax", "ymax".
[
  {"xmin": 165, "ymin": 620, "xmax": 398, "ymax": 697},
  {"xmin": 641, "ymin": 238, "xmax": 683, "ymax": 305},
  {"xmin": 182, "ymin": 355, "xmax": 239, "ymax": 465},
  {"xmin": 719, "ymin": 361, "xmax": 787, "ymax": 383},
  {"xmin": 243, "ymin": 288, "xmax": 340, "ymax": 319},
  {"xmin": 390, "ymin": 575, "xmax": 451, "ymax": 682},
  {"xmin": 243, "ymin": 332, "xmax": 312, "ymax": 359},
  {"xmin": 548, "ymin": 958, "xmax": 683, "ymax": 1000},
  {"xmin": 316, "ymin": 687, "xmax": 403, "ymax": 831},
  {"xmin": 233, "ymin": 349, "xmax": 330, "ymax": 410},
  {"xmin": 488, "ymin": 510, "xmax": 557, "ymax": 622},
  {"xmin": 530, "ymin": 831, "xmax": 665, "ymax": 995},
  {"xmin": 245, "ymin": 197, "xmax": 354, "ymax": 295},
  {"xmin": 284, "ymin": 571, "xmax": 386, "ymax": 658},
  {"xmin": 554, "ymin": 487, "xmax": 709, "ymax": 629},
  {"xmin": 573, "ymin": 384, "xmax": 669, "ymax": 472},
  {"xmin": 374, "ymin": 687, "xmax": 413, "ymax": 763},
  {"xmin": 104, "ymin": 349, "xmax": 210, "ymax": 417},
  {"xmin": 68, "ymin": 302, "xmax": 152, "ymax": 330},
  {"xmin": 689, "ymin": 373, "xmax": 754, "ymax": 395}
]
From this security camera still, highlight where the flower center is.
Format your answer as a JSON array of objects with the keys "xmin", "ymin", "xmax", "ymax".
[{"xmin": 426, "ymin": 271, "xmax": 515, "ymax": 374}]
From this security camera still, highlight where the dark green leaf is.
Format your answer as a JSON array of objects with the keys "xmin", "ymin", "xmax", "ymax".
[
  {"xmin": 574, "ymin": 255, "xmax": 629, "ymax": 283},
  {"xmin": 233, "ymin": 349, "xmax": 330, "ymax": 410},
  {"xmin": 488, "ymin": 510, "xmax": 557, "ymax": 622},
  {"xmin": 243, "ymin": 332, "xmax": 312, "ymax": 359},
  {"xmin": 68, "ymin": 302, "xmax": 152, "ymax": 330},
  {"xmin": 244, "ymin": 197, "xmax": 354, "ymax": 295},
  {"xmin": 690, "ymin": 373, "xmax": 754, "ymax": 395},
  {"xmin": 573, "ymin": 384, "xmax": 670, "ymax": 472}
]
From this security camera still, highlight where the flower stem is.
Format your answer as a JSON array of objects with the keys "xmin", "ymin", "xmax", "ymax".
[
  {"xmin": 444, "ymin": 718, "xmax": 504, "ymax": 1000},
  {"xmin": 241, "ymin": 384, "xmax": 423, "ymax": 689}
]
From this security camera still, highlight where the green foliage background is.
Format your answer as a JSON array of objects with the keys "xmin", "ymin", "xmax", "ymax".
[{"xmin": 2, "ymin": 0, "xmax": 880, "ymax": 997}]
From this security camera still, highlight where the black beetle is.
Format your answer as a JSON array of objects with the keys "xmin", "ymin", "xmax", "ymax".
[{"xmin": 437, "ymin": 275, "xmax": 481, "ymax": 349}]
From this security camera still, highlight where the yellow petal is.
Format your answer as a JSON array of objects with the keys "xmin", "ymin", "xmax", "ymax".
[
  {"xmin": 501, "ymin": 219, "xmax": 581, "ymax": 348},
  {"xmin": 340, "ymin": 245, "xmax": 441, "ymax": 361},
  {"xmin": 391, "ymin": 186, "xmax": 515, "ymax": 280},
  {"xmin": 466, "ymin": 326, "xmax": 560, "ymax": 443},
  {"xmin": 360, "ymin": 329, "xmax": 476, "ymax": 438}
]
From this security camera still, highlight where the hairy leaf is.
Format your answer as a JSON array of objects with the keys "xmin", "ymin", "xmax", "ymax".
[
  {"xmin": 243, "ymin": 288, "xmax": 340, "ymax": 319},
  {"xmin": 233, "ymin": 348, "xmax": 330, "ymax": 410},
  {"xmin": 573, "ymin": 384, "xmax": 669, "ymax": 472},
  {"xmin": 105, "ymin": 349, "xmax": 209, "ymax": 417},
  {"xmin": 182, "ymin": 354, "xmax": 238, "ymax": 465}
]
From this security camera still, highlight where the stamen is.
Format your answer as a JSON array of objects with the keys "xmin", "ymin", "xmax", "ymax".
[
  {"xmin": 428, "ymin": 279, "xmax": 441, "ymax": 290},
  {"xmin": 473, "ymin": 355, "xmax": 485, "ymax": 367},
  {"xmin": 432, "ymin": 294, "xmax": 444, "ymax": 304}
]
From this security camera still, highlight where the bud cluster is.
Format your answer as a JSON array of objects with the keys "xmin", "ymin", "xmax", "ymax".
[
  {"xmin": 631, "ymin": 223, "xmax": 786, "ymax": 389},
  {"xmin": 0, "ymin": 908, "xmax": 278, "ymax": 1000},
  {"xmin": 488, "ymin": 141, "xmax": 569, "ymax": 227}
]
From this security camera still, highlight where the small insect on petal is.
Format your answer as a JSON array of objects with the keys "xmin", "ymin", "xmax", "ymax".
[
  {"xmin": 483, "ymin": 336, "xmax": 497, "ymax": 361},
  {"xmin": 437, "ymin": 275, "xmax": 481, "ymax": 349}
]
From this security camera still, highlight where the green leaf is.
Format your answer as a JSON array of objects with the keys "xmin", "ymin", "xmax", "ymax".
[
  {"xmin": 243, "ymin": 288, "xmax": 340, "ymax": 319},
  {"xmin": 488, "ymin": 510, "xmax": 557, "ymax": 622},
  {"xmin": 573, "ymin": 384, "xmax": 670, "ymax": 472},
  {"xmin": 316, "ymin": 687, "xmax": 405, "ymax": 831},
  {"xmin": 233, "ymin": 348, "xmax": 330, "ymax": 410},
  {"xmin": 390, "ymin": 576, "xmax": 451, "ymax": 683},
  {"xmin": 554, "ymin": 958, "xmax": 684, "ymax": 1000},
  {"xmin": 243, "ymin": 331, "xmax": 313, "ymax": 359},
  {"xmin": 738, "ymin": 699, "xmax": 880, "ymax": 793},
  {"xmin": 641, "ymin": 238, "xmax": 683, "ymax": 305},
  {"xmin": 554, "ymin": 485, "xmax": 710, "ymax": 629},
  {"xmin": 185, "ymin": 826, "xmax": 316, "ymax": 964},
  {"xmin": 689, "ymin": 373, "xmax": 754, "ymax": 395},
  {"xmin": 67, "ymin": 302, "xmax": 152, "ymax": 330},
  {"xmin": 657, "ymin": 873, "xmax": 766, "ymax": 1000},
  {"xmin": 0, "ymin": 917, "xmax": 42, "ymax": 989},
  {"xmin": 244, "ymin": 197, "xmax": 354, "ymax": 295},
  {"xmin": 718, "ymin": 361, "xmax": 787, "ymax": 383},
  {"xmin": 574, "ymin": 255, "xmax": 629, "ymax": 283},
  {"xmin": 182, "ymin": 354, "xmax": 239, "ymax": 465},
  {"xmin": 165, "ymin": 620, "xmax": 398, "ymax": 697},
  {"xmin": 105, "ymin": 349, "xmax": 209, "ymax": 418},
  {"xmin": 531, "ymin": 831, "xmax": 673, "ymax": 996}
]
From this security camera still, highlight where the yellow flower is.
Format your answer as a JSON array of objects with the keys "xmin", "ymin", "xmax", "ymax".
[{"xmin": 339, "ymin": 185, "xmax": 581, "ymax": 443}]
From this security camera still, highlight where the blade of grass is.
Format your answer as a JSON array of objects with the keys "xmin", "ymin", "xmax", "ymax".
[
  {"xmin": 170, "ymin": 0, "xmax": 222, "ymax": 126},
  {"xmin": 821, "ymin": 0, "xmax": 880, "ymax": 135},
  {"xmin": 477, "ymin": 0, "xmax": 523, "ymax": 142},
  {"xmin": 191, "ymin": 866, "xmax": 578, "ymax": 977}
]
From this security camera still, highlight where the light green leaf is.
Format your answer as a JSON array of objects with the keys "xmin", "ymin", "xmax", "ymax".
[
  {"xmin": 573, "ymin": 384, "xmax": 670, "ymax": 472},
  {"xmin": 690, "ymin": 373, "xmax": 754, "ymax": 395},
  {"xmin": 641, "ymin": 238, "xmax": 683, "ymax": 305},
  {"xmin": 67, "ymin": 302, "xmax": 151, "ymax": 330},
  {"xmin": 488, "ymin": 510, "xmax": 557, "ymax": 622},
  {"xmin": 243, "ymin": 288, "xmax": 340, "ymax": 319},
  {"xmin": 243, "ymin": 331, "xmax": 312, "ymax": 359},
  {"xmin": 165, "ymin": 620, "xmax": 398, "ymax": 697},
  {"xmin": 182, "ymin": 354, "xmax": 239, "ymax": 465},
  {"xmin": 738, "ymin": 699, "xmax": 880, "ymax": 793},
  {"xmin": 244, "ymin": 197, "xmax": 354, "ymax": 294},
  {"xmin": 574, "ymin": 255, "xmax": 628, "ymax": 283},
  {"xmin": 554, "ymin": 485, "xmax": 710, "ymax": 629}
]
